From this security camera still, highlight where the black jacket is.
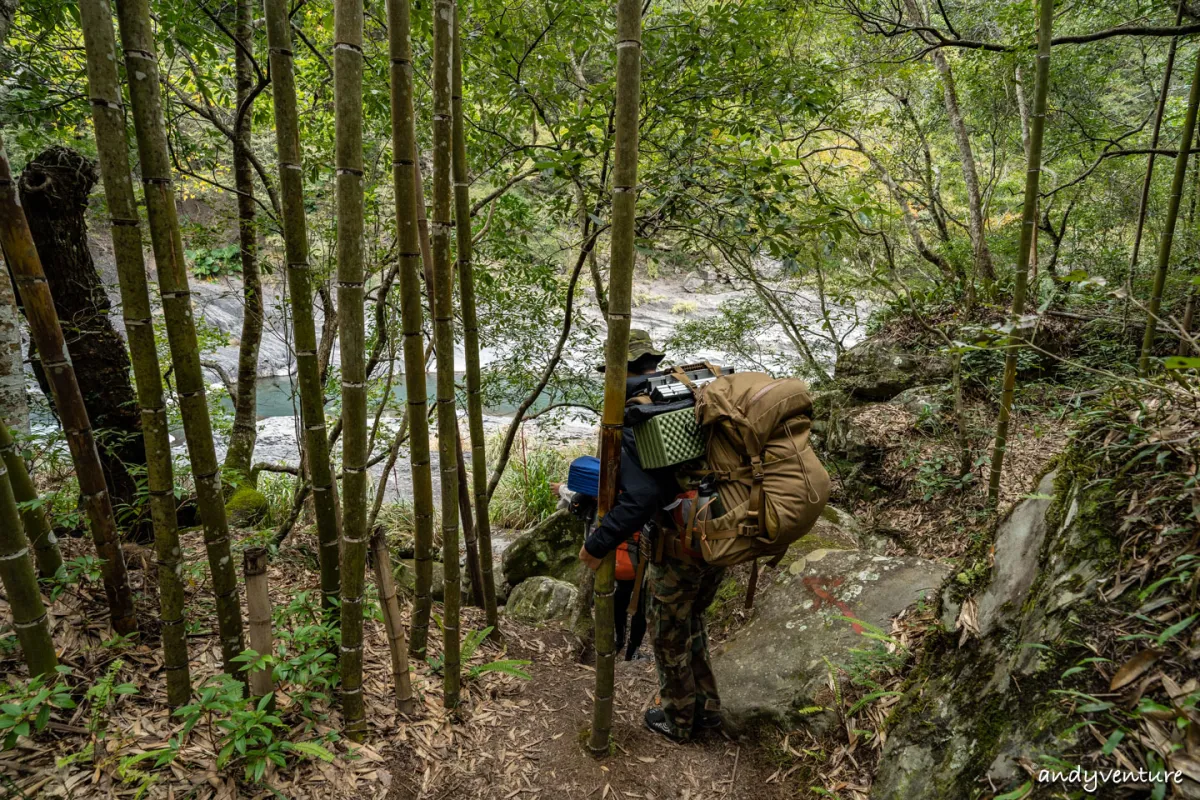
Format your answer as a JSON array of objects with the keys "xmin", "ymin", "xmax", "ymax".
[{"xmin": 582, "ymin": 426, "xmax": 680, "ymax": 560}]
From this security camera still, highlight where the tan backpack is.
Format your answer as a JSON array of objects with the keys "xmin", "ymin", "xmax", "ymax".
[{"xmin": 689, "ymin": 372, "xmax": 831, "ymax": 569}]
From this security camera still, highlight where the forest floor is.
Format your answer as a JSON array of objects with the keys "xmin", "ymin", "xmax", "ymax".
[{"xmin": 0, "ymin": 523, "xmax": 817, "ymax": 800}]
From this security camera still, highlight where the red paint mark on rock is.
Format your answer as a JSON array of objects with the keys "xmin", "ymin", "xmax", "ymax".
[{"xmin": 802, "ymin": 575, "xmax": 864, "ymax": 634}]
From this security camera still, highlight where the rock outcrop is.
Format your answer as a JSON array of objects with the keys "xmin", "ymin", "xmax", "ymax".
[
  {"xmin": 712, "ymin": 548, "xmax": 948, "ymax": 733},
  {"xmin": 505, "ymin": 576, "xmax": 578, "ymax": 624},
  {"xmin": 501, "ymin": 510, "xmax": 586, "ymax": 587},
  {"xmin": 834, "ymin": 338, "xmax": 951, "ymax": 401}
]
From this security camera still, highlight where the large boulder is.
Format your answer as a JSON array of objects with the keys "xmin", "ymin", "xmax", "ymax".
[
  {"xmin": 712, "ymin": 549, "xmax": 948, "ymax": 733},
  {"xmin": 834, "ymin": 338, "xmax": 951, "ymax": 401},
  {"xmin": 501, "ymin": 510, "xmax": 585, "ymax": 587},
  {"xmin": 505, "ymin": 576, "xmax": 578, "ymax": 624},
  {"xmin": 394, "ymin": 559, "xmax": 445, "ymax": 601},
  {"xmin": 225, "ymin": 486, "xmax": 270, "ymax": 528},
  {"xmin": 873, "ymin": 453, "xmax": 1200, "ymax": 799}
]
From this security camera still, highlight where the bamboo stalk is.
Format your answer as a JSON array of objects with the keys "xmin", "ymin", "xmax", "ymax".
[
  {"xmin": 0, "ymin": 456, "xmax": 57, "ymax": 677},
  {"xmin": 0, "ymin": 133, "xmax": 137, "ymax": 637},
  {"xmin": 243, "ymin": 547, "xmax": 275, "ymax": 700},
  {"xmin": 113, "ymin": 0, "xmax": 245, "ymax": 669},
  {"xmin": 333, "ymin": 0, "xmax": 370, "ymax": 741},
  {"xmin": 370, "ymin": 530, "xmax": 415, "ymax": 714},
  {"xmin": 451, "ymin": 1, "xmax": 498, "ymax": 632},
  {"xmin": 1139, "ymin": 50, "xmax": 1200, "ymax": 376},
  {"xmin": 385, "ymin": 0, "xmax": 436, "ymax": 659},
  {"xmin": 456, "ymin": 434, "xmax": 484, "ymax": 608},
  {"xmin": 986, "ymin": 0, "xmax": 1052, "ymax": 507},
  {"xmin": 410, "ymin": 155, "xmax": 477, "ymax": 634},
  {"xmin": 432, "ymin": 0, "xmax": 462, "ymax": 710},
  {"xmin": 0, "ymin": 424, "xmax": 61, "ymax": 579},
  {"xmin": 590, "ymin": 0, "xmax": 641, "ymax": 756},
  {"xmin": 263, "ymin": 0, "xmax": 341, "ymax": 612},
  {"xmin": 78, "ymin": 0, "xmax": 191, "ymax": 703}
]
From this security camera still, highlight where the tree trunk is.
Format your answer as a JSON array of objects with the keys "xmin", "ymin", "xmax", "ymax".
[
  {"xmin": 0, "ymin": 266, "xmax": 28, "ymax": 436},
  {"xmin": 386, "ymin": 0, "xmax": 437, "ymax": 660},
  {"xmin": 333, "ymin": 0, "xmax": 370, "ymax": 741},
  {"xmin": 223, "ymin": 0, "xmax": 263, "ymax": 483},
  {"xmin": 17, "ymin": 146, "xmax": 148, "ymax": 535},
  {"xmin": 78, "ymin": 0, "xmax": 192, "ymax": 705},
  {"xmin": 452, "ymin": 1, "xmax": 498, "ymax": 632},
  {"xmin": 114, "ymin": 0, "xmax": 246, "ymax": 671},
  {"xmin": 1139, "ymin": 53, "xmax": 1200, "ymax": 375},
  {"xmin": 0, "ymin": 133, "xmax": 137, "ymax": 636},
  {"xmin": 1123, "ymin": 0, "xmax": 1185, "ymax": 331},
  {"xmin": 432, "ymin": 0, "xmax": 463, "ymax": 710},
  {"xmin": 904, "ymin": 0, "xmax": 995, "ymax": 286},
  {"xmin": 987, "ymin": 0, "xmax": 1052, "ymax": 506},
  {"xmin": 590, "ymin": 0, "xmax": 641, "ymax": 756},
  {"xmin": 263, "ymin": 0, "xmax": 341, "ymax": 610},
  {"xmin": 0, "ymin": 457, "xmax": 57, "ymax": 676}
]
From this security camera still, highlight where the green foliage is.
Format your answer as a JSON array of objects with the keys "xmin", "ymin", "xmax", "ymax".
[
  {"xmin": 899, "ymin": 451, "xmax": 976, "ymax": 500},
  {"xmin": 186, "ymin": 244, "xmax": 242, "ymax": 280},
  {"xmin": 174, "ymin": 674, "xmax": 336, "ymax": 785},
  {"xmin": 488, "ymin": 434, "xmax": 582, "ymax": 529},
  {"xmin": 0, "ymin": 666, "xmax": 75, "ymax": 750},
  {"xmin": 44, "ymin": 555, "xmax": 103, "ymax": 602},
  {"xmin": 57, "ymin": 660, "xmax": 139, "ymax": 768},
  {"xmin": 270, "ymin": 591, "xmax": 340, "ymax": 721},
  {"xmin": 427, "ymin": 626, "xmax": 532, "ymax": 680}
]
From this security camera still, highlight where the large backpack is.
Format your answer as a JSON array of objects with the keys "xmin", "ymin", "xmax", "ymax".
[{"xmin": 689, "ymin": 372, "xmax": 830, "ymax": 568}]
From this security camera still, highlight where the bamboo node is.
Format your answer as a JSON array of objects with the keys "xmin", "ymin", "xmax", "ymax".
[
  {"xmin": 616, "ymin": 40, "xmax": 642, "ymax": 49},
  {"xmin": 334, "ymin": 42, "xmax": 363, "ymax": 53},
  {"xmin": 13, "ymin": 615, "xmax": 49, "ymax": 629},
  {"xmin": 89, "ymin": 98, "xmax": 122, "ymax": 110},
  {"xmin": 336, "ymin": 167, "xmax": 364, "ymax": 177},
  {"xmin": 0, "ymin": 547, "xmax": 31, "ymax": 562}
]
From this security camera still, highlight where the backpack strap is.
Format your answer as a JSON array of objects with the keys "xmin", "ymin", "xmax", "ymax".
[
  {"xmin": 628, "ymin": 549, "xmax": 649, "ymax": 615},
  {"xmin": 740, "ymin": 453, "xmax": 767, "ymax": 538}
]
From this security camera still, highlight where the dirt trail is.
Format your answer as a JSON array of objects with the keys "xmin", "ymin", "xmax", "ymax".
[{"xmin": 385, "ymin": 614, "xmax": 795, "ymax": 800}]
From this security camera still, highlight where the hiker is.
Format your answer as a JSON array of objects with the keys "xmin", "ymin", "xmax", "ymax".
[{"xmin": 578, "ymin": 329, "xmax": 723, "ymax": 741}]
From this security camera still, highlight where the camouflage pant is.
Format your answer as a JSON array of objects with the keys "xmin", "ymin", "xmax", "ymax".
[{"xmin": 647, "ymin": 558, "xmax": 726, "ymax": 738}]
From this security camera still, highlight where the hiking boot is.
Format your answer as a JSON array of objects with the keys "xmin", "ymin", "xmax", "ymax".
[
  {"xmin": 644, "ymin": 708, "xmax": 688, "ymax": 742},
  {"xmin": 696, "ymin": 708, "xmax": 722, "ymax": 730}
]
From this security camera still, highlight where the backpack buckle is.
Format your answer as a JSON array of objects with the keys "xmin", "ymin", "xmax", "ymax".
[{"xmin": 750, "ymin": 455, "xmax": 764, "ymax": 482}]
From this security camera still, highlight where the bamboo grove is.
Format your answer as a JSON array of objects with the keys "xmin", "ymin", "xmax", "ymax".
[
  {"xmin": 3, "ymin": 0, "xmax": 1200, "ymax": 753},
  {"xmin": 0, "ymin": 0, "xmax": 515, "ymax": 736}
]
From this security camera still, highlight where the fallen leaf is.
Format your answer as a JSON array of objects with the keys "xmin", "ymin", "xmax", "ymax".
[{"xmin": 1110, "ymin": 650, "xmax": 1161, "ymax": 691}]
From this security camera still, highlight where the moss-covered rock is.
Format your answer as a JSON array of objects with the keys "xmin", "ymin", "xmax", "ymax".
[
  {"xmin": 504, "ymin": 576, "xmax": 578, "ymax": 624},
  {"xmin": 501, "ymin": 509, "xmax": 585, "ymax": 587},
  {"xmin": 225, "ymin": 486, "xmax": 270, "ymax": 528},
  {"xmin": 873, "ymin": 462, "xmax": 1121, "ymax": 798},
  {"xmin": 834, "ymin": 337, "xmax": 951, "ymax": 401}
]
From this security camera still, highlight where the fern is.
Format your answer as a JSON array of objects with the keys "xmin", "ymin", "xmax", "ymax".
[{"xmin": 468, "ymin": 659, "xmax": 532, "ymax": 680}]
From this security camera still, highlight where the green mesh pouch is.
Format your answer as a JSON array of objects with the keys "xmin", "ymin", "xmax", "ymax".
[{"xmin": 632, "ymin": 407, "xmax": 705, "ymax": 470}]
